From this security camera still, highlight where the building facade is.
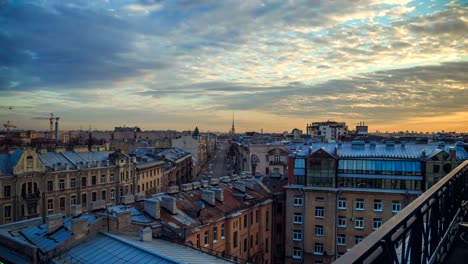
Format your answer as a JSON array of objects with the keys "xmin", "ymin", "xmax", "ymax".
[{"xmin": 306, "ymin": 121, "xmax": 348, "ymax": 142}]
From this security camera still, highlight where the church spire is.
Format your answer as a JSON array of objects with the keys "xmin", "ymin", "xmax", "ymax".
[{"xmin": 231, "ymin": 112, "xmax": 235, "ymax": 134}]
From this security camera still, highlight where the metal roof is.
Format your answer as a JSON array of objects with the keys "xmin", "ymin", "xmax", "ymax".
[
  {"xmin": 20, "ymin": 224, "xmax": 73, "ymax": 253},
  {"xmin": 55, "ymin": 232, "xmax": 181, "ymax": 264}
]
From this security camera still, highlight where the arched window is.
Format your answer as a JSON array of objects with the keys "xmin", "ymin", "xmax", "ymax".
[{"xmin": 251, "ymin": 155, "xmax": 257, "ymax": 164}]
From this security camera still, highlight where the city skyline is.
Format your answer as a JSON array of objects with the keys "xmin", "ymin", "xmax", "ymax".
[{"xmin": 0, "ymin": 0, "xmax": 467, "ymax": 133}]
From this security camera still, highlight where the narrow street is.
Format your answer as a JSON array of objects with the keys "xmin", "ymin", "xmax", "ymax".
[{"xmin": 203, "ymin": 140, "xmax": 230, "ymax": 179}]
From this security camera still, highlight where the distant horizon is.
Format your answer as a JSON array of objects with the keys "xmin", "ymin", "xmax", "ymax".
[{"xmin": 1, "ymin": 0, "xmax": 466, "ymax": 133}]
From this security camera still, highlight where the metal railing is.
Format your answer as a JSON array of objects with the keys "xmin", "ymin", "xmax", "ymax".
[{"xmin": 335, "ymin": 160, "xmax": 468, "ymax": 264}]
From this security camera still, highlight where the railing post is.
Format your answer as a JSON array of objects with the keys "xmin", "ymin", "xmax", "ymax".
[{"xmin": 410, "ymin": 210, "xmax": 423, "ymax": 264}]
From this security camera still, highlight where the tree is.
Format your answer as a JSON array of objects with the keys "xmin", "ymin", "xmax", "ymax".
[{"xmin": 193, "ymin": 127, "xmax": 200, "ymax": 137}]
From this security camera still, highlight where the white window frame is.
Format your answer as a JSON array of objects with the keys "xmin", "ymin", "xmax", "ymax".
[
  {"xmin": 315, "ymin": 207, "xmax": 324, "ymax": 218},
  {"xmin": 47, "ymin": 199, "xmax": 54, "ymax": 211},
  {"xmin": 355, "ymin": 236, "xmax": 363, "ymax": 245},
  {"xmin": 204, "ymin": 230, "xmax": 209, "ymax": 247},
  {"xmin": 392, "ymin": 201, "xmax": 401, "ymax": 213},
  {"xmin": 294, "ymin": 197, "xmax": 303, "ymax": 206},
  {"xmin": 314, "ymin": 243, "xmax": 324, "ymax": 255},
  {"xmin": 337, "ymin": 235, "xmax": 346, "ymax": 246},
  {"xmin": 373, "ymin": 218, "xmax": 382, "ymax": 230},
  {"xmin": 338, "ymin": 198, "xmax": 346, "ymax": 210},
  {"xmin": 315, "ymin": 225, "xmax": 324, "ymax": 237},
  {"xmin": 59, "ymin": 179, "xmax": 65, "ymax": 190},
  {"xmin": 111, "ymin": 189, "xmax": 115, "ymax": 200},
  {"xmin": 293, "ymin": 230, "xmax": 303, "ymax": 241},
  {"xmin": 293, "ymin": 247, "xmax": 302, "ymax": 259},
  {"xmin": 355, "ymin": 218, "xmax": 364, "ymax": 229},
  {"xmin": 293, "ymin": 213, "xmax": 303, "ymax": 224},
  {"xmin": 374, "ymin": 200, "xmax": 383, "ymax": 212},
  {"xmin": 338, "ymin": 216, "xmax": 346, "ymax": 227},
  {"xmin": 356, "ymin": 199, "xmax": 364, "ymax": 211}
]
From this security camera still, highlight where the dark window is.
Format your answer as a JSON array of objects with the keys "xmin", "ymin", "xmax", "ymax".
[
  {"xmin": 266, "ymin": 210, "xmax": 270, "ymax": 231},
  {"xmin": 196, "ymin": 234, "xmax": 200, "ymax": 248},
  {"xmin": 256, "ymin": 210, "xmax": 259, "ymax": 223},
  {"xmin": 250, "ymin": 235, "xmax": 253, "ymax": 248},
  {"xmin": 233, "ymin": 231, "xmax": 238, "ymax": 248},
  {"xmin": 221, "ymin": 224, "xmax": 225, "ymax": 237},
  {"xmin": 213, "ymin": 226, "xmax": 218, "ymax": 241},
  {"xmin": 82, "ymin": 193, "xmax": 87, "ymax": 204},
  {"xmin": 101, "ymin": 190, "xmax": 106, "ymax": 200},
  {"xmin": 92, "ymin": 176, "xmax": 97, "ymax": 185},
  {"xmin": 244, "ymin": 214, "xmax": 247, "ymax": 227},
  {"xmin": 60, "ymin": 197, "xmax": 65, "ymax": 210},
  {"xmin": 92, "ymin": 192, "xmax": 97, "ymax": 202},
  {"xmin": 4, "ymin": 205, "xmax": 12, "ymax": 218},
  {"xmin": 443, "ymin": 164, "xmax": 452, "ymax": 173},
  {"xmin": 81, "ymin": 177, "xmax": 87, "ymax": 187},
  {"xmin": 265, "ymin": 238, "xmax": 269, "ymax": 252},
  {"xmin": 3, "ymin": 186, "xmax": 11, "ymax": 197},
  {"xmin": 250, "ymin": 212, "xmax": 253, "ymax": 224},
  {"xmin": 47, "ymin": 180, "xmax": 53, "ymax": 191},
  {"xmin": 433, "ymin": 165, "xmax": 440, "ymax": 173},
  {"xmin": 204, "ymin": 230, "xmax": 209, "ymax": 245},
  {"xmin": 70, "ymin": 178, "xmax": 76, "ymax": 188},
  {"xmin": 256, "ymin": 232, "xmax": 258, "ymax": 245}
]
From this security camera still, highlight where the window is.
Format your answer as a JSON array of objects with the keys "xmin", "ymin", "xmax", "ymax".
[
  {"xmin": 250, "ymin": 211, "xmax": 253, "ymax": 224},
  {"xmin": 81, "ymin": 177, "xmax": 87, "ymax": 187},
  {"xmin": 110, "ymin": 174, "xmax": 115, "ymax": 182},
  {"xmin": 314, "ymin": 243, "xmax": 324, "ymax": 255},
  {"xmin": 293, "ymin": 213, "xmax": 303, "ymax": 224},
  {"xmin": 70, "ymin": 178, "xmax": 76, "ymax": 188},
  {"xmin": 47, "ymin": 180, "xmax": 53, "ymax": 191},
  {"xmin": 293, "ymin": 230, "xmax": 303, "ymax": 241},
  {"xmin": 101, "ymin": 190, "xmax": 106, "ymax": 200},
  {"xmin": 92, "ymin": 176, "xmax": 97, "ymax": 185},
  {"xmin": 71, "ymin": 195, "xmax": 76, "ymax": 205},
  {"xmin": 4, "ymin": 205, "xmax": 12, "ymax": 219},
  {"xmin": 433, "ymin": 164, "xmax": 440, "ymax": 173},
  {"xmin": 221, "ymin": 224, "xmax": 225, "ymax": 238},
  {"xmin": 374, "ymin": 199, "xmax": 383, "ymax": 212},
  {"xmin": 233, "ymin": 231, "xmax": 238, "ymax": 247},
  {"xmin": 294, "ymin": 196, "xmax": 303, "ymax": 206},
  {"xmin": 338, "ymin": 216, "xmax": 346, "ymax": 227},
  {"xmin": 204, "ymin": 230, "xmax": 209, "ymax": 246},
  {"xmin": 315, "ymin": 225, "xmax": 324, "ymax": 237},
  {"xmin": 255, "ymin": 232, "xmax": 258, "ymax": 245},
  {"xmin": 355, "ymin": 199, "xmax": 364, "ymax": 210},
  {"xmin": 293, "ymin": 247, "xmax": 302, "ymax": 259},
  {"xmin": 256, "ymin": 210, "xmax": 259, "ymax": 223},
  {"xmin": 3, "ymin": 185, "xmax": 11, "ymax": 197},
  {"xmin": 337, "ymin": 234, "xmax": 346, "ymax": 245},
  {"xmin": 92, "ymin": 192, "xmax": 97, "ymax": 202},
  {"xmin": 355, "ymin": 217, "xmax": 364, "ymax": 229},
  {"xmin": 59, "ymin": 179, "xmax": 65, "ymax": 190},
  {"xmin": 244, "ymin": 214, "xmax": 247, "ymax": 227},
  {"xmin": 244, "ymin": 238, "xmax": 247, "ymax": 252},
  {"xmin": 274, "ymin": 155, "xmax": 280, "ymax": 162},
  {"xmin": 338, "ymin": 198, "xmax": 346, "ymax": 209},
  {"xmin": 196, "ymin": 234, "xmax": 200, "ymax": 248},
  {"xmin": 266, "ymin": 210, "xmax": 270, "ymax": 231},
  {"xmin": 315, "ymin": 207, "xmax": 324, "ymax": 218},
  {"xmin": 265, "ymin": 238, "xmax": 269, "ymax": 253},
  {"xmin": 355, "ymin": 236, "xmax": 363, "ymax": 245},
  {"xmin": 47, "ymin": 199, "xmax": 54, "ymax": 211},
  {"xmin": 443, "ymin": 164, "xmax": 452, "ymax": 173},
  {"xmin": 392, "ymin": 201, "xmax": 401, "ymax": 213},
  {"xmin": 82, "ymin": 193, "xmax": 87, "ymax": 204},
  {"xmin": 111, "ymin": 189, "xmax": 115, "ymax": 200},
  {"xmin": 60, "ymin": 197, "xmax": 65, "ymax": 210},
  {"xmin": 373, "ymin": 218, "xmax": 382, "ymax": 230},
  {"xmin": 250, "ymin": 235, "xmax": 253, "ymax": 248},
  {"xmin": 213, "ymin": 226, "xmax": 218, "ymax": 241},
  {"xmin": 101, "ymin": 175, "xmax": 106, "ymax": 184}
]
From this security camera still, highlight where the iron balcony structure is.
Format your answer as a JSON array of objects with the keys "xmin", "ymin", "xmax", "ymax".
[{"xmin": 335, "ymin": 160, "xmax": 468, "ymax": 264}]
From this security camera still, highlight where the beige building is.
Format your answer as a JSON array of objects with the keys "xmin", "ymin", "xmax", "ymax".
[
  {"xmin": 244, "ymin": 144, "xmax": 289, "ymax": 177},
  {"xmin": 136, "ymin": 160, "xmax": 165, "ymax": 195}
]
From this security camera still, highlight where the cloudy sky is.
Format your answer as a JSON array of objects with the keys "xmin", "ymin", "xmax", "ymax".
[{"xmin": 0, "ymin": 0, "xmax": 467, "ymax": 133}]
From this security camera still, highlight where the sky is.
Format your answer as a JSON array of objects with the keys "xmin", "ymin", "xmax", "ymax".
[{"xmin": 0, "ymin": 0, "xmax": 467, "ymax": 133}]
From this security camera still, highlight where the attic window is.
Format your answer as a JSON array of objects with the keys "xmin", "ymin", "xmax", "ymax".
[{"xmin": 26, "ymin": 155, "xmax": 33, "ymax": 168}]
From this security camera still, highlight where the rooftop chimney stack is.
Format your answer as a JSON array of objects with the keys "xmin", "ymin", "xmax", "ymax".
[
  {"xmin": 46, "ymin": 214, "xmax": 63, "ymax": 234},
  {"xmin": 202, "ymin": 190, "xmax": 216, "ymax": 206},
  {"xmin": 213, "ymin": 188, "xmax": 224, "ymax": 202},
  {"xmin": 161, "ymin": 196, "xmax": 177, "ymax": 214},
  {"xmin": 144, "ymin": 199, "xmax": 160, "ymax": 220}
]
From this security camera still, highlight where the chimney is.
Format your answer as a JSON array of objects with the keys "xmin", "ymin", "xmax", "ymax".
[
  {"xmin": 46, "ymin": 214, "xmax": 63, "ymax": 234},
  {"xmin": 140, "ymin": 227, "xmax": 152, "ymax": 242},
  {"xmin": 97, "ymin": 161, "xmax": 101, "ymax": 167},
  {"xmin": 135, "ymin": 193, "xmax": 145, "ymax": 201},
  {"xmin": 53, "ymin": 164, "xmax": 59, "ymax": 171},
  {"xmin": 213, "ymin": 188, "xmax": 224, "ymax": 202},
  {"xmin": 192, "ymin": 182, "xmax": 201, "ymax": 190},
  {"xmin": 161, "ymin": 196, "xmax": 177, "ymax": 214},
  {"xmin": 202, "ymin": 190, "xmax": 216, "ymax": 206},
  {"xmin": 71, "ymin": 217, "xmax": 88, "ymax": 239},
  {"xmin": 422, "ymin": 149, "xmax": 427, "ymax": 157},
  {"xmin": 334, "ymin": 146, "xmax": 338, "ymax": 156},
  {"xmin": 71, "ymin": 204, "xmax": 83, "ymax": 217},
  {"xmin": 233, "ymin": 181, "xmax": 246, "ymax": 192},
  {"xmin": 120, "ymin": 195, "xmax": 135, "ymax": 205},
  {"xmin": 201, "ymin": 180, "xmax": 209, "ymax": 188},
  {"xmin": 106, "ymin": 160, "xmax": 110, "ymax": 167},
  {"xmin": 117, "ymin": 210, "xmax": 132, "ymax": 230},
  {"xmin": 220, "ymin": 176, "xmax": 231, "ymax": 183},
  {"xmin": 76, "ymin": 163, "xmax": 81, "ymax": 170},
  {"xmin": 167, "ymin": 185, "xmax": 180, "ymax": 194},
  {"xmin": 65, "ymin": 163, "xmax": 69, "ymax": 171},
  {"xmin": 181, "ymin": 183, "xmax": 193, "ymax": 192},
  {"xmin": 144, "ymin": 199, "xmax": 160, "ymax": 220},
  {"xmin": 449, "ymin": 147, "xmax": 456, "ymax": 158},
  {"xmin": 308, "ymin": 147, "xmax": 313, "ymax": 155},
  {"xmin": 86, "ymin": 161, "xmax": 90, "ymax": 168},
  {"xmin": 89, "ymin": 200, "xmax": 106, "ymax": 211},
  {"xmin": 209, "ymin": 177, "xmax": 219, "ymax": 185}
]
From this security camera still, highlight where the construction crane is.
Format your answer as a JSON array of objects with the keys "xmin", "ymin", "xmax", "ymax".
[
  {"xmin": 32, "ymin": 113, "xmax": 60, "ymax": 144},
  {"xmin": 3, "ymin": 120, "xmax": 16, "ymax": 138}
]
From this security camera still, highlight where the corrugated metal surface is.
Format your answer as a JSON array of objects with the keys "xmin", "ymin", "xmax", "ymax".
[
  {"xmin": 56, "ymin": 233, "xmax": 179, "ymax": 264},
  {"xmin": 20, "ymin": 224, "xmax": 72, "ymax": 252}
]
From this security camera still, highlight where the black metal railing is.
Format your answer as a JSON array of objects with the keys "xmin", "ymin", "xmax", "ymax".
[{"xmin": 335, "ymin": 160, "xmax": 468, "ymax": 264}]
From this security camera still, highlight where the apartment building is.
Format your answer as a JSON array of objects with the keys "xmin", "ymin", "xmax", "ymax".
[
  {"xmin": 284, "ymin": 141, "xmax": 467, "ymax": 263},
  {"xmin": 242, "ymin": 144, "xmax": 289, "ymax": 177},
  {"xmin": 306, "ymin": 121, "xmax": 348, "ymax": 142}
]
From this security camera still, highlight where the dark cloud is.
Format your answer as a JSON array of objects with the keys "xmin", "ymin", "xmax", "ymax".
[{"xmin": 0, "ymin": 3, "xmax": 171, "ymax": 90}]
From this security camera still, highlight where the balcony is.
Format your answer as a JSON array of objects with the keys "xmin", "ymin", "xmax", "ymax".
[
  {"xmin": 335, "ymin": 160, "xmax": 468, "ymax": 264},
  {"xmin": 21, "ymin": 191, "xmax": 41, "ymax": 202}
]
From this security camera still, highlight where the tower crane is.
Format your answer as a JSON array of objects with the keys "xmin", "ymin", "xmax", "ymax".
[{"xmin": 32, "ymin": 113, "xmax": 61, "ymax": 144}]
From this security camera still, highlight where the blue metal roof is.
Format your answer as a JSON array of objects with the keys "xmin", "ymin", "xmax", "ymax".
[
  {"xmin": 20, "ymin": 224, "xmax": 72, "ymax": 253},
  {"xmin": 56, "ymin": 232, "xmax": 180, "ymax": 264},
  {"xmin": 0, "ymin": 154, "xmax": 10, "ymax": 175}
]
